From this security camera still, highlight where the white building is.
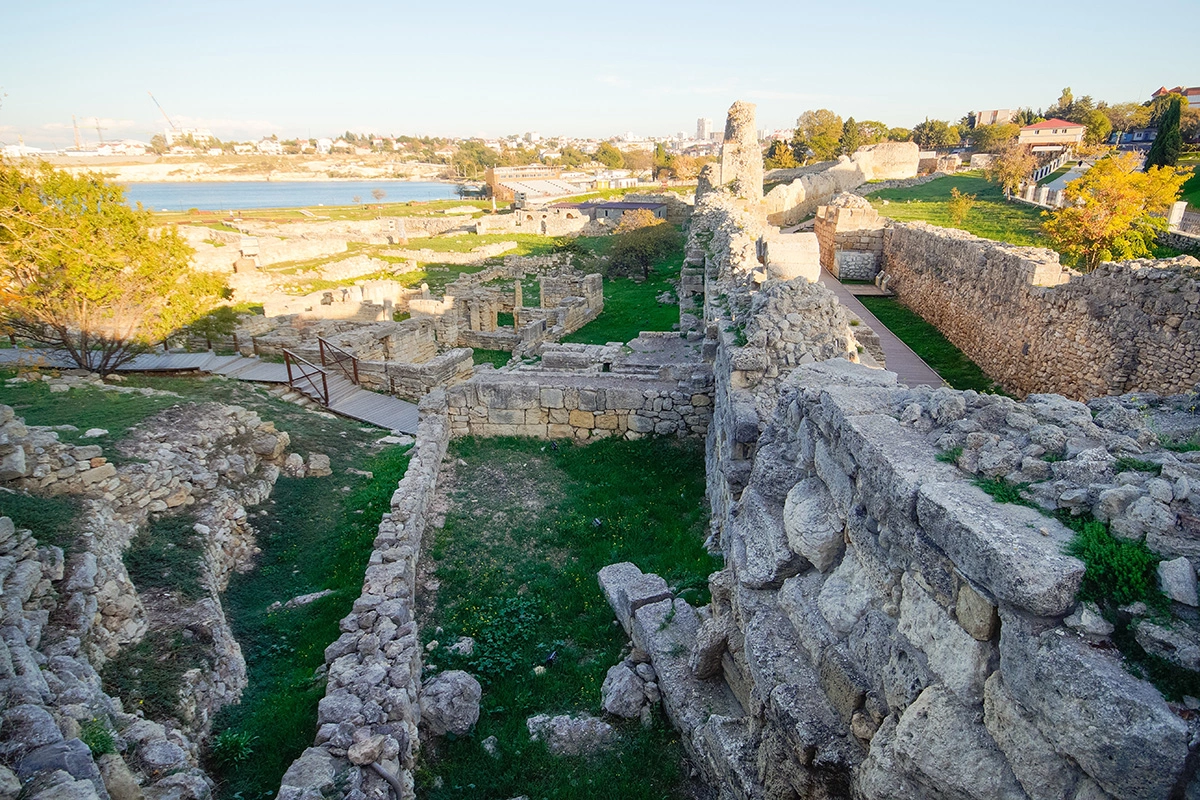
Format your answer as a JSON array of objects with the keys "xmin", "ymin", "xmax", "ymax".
[
  {"xmin": 164, "ymin": 127, "xmax": 215, "ymax": 146},
  {"xmin": 316, "ymin": 138, "xmax": 333, "ymax": 154},
  {"xmin": 256, "ymin": 138, "xmax": 283, "ymax": 155},
  {"xmin": 697, "ymin": 117, "xmax": 713, "ymax": 141}
]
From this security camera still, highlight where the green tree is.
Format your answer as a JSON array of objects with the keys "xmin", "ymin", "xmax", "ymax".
[
  {"xmin": 1081, "ymin": 109, "xmax": 1113, "ymax": 146},
  {"xmin": 792, "ymin": 109, "xmax": 843, "ymax": 162},
  {"xmin": 606, "ymin": 222, "xmax": 681, "ymax": 280},
  {"xmin": 858, "ymin": 121, "xmax": 890, "ymax": 144},
  {"xmin": 184, "ymin": 305, "xmax": 240, "ymax": 350},
  {"xmin": 1100, "ymin": 102, "xmax": 1152, "ymax": 138},
  {"xmin": 0, "ymin": 163, "xmax": 223, "ymax": 373},
  {"xmin": 912, "ymin": 119, "xmax": 960, "ymax": 149},
  {"xmin": 887, "ymin": 127, "xmax": 912, "ymax": 142},
  {"xmin": 968, "ymin": 122, "xmax": 1019, "ymax": 152},
  {"xmin": 1042, "ymin": 152, "xmax": 1186, "ymax": 269},
  {"xmin": 451, "ymin": 141, "xmax": 499, "ymax": 178},
  {"xmin": 947, "ymin": 187, "xmax": 977, "ymax": 227},
  {"xmin": 839, "ymin": 117, "xmax": 862, "ymax": 156},
  {"xmin": 763, "ymin": 140, "xmax": 798, "ymax": 170},
  {"xmin": 652, "ymin": 142, "xmax": 674, "ymax": 179},
  {"xmin": 594, "ymin": 142, "xmax": 624, "ymax": 168},
  {"xmin": 1014, "ymin": 108, "xmax": 1043, "ymax": 126},
  {"xmin": 1145, "ymin": 98, "xmax": 1183, "ymax": 170}
]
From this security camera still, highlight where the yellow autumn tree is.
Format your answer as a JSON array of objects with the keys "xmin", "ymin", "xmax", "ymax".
[{"xmin": 1042, "ymin": 152, "xmax": 1186, "ymax": 270}]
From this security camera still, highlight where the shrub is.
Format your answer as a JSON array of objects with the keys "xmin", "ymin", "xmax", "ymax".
[
  {"xmin": 211, "ymin": 729, "xmax": 256, "ymax": 767},
  {"xmin": 948, "ymin": 187, "xmax": 977, "ymax": 227},
  {"xmin": 80, "ymin": 719, "xmax": 115, "ymax": 756},
  {"xmin": 1066, "ymin": 520, "xmax": 1163, "ymax": 608}
]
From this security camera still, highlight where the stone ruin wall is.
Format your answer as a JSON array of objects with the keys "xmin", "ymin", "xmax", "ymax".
[
  {"xmin": 445, "ymin": 371, "xmax": 713, "ymax": 441},
  {"xmin": 0, "ymin": 398, "xmax": 292, "ymax": 799},
  {"xmin": 881, "ymin": 221, "xmax": 1200, "ymax": 399},
  {"xmin": 279, "ymin": 391, "xmax": 450, "ymax": 800},
  {"xmin": 763, "ymin": 142, "xmax": 921, "ymax": 227},
  {"xmin": 814, "ymin": 194, "xmax": 885, "ymax": 281},
  {"xmin": 643, "ymin": 188, "xmax": 1200, "ymax": 800}
]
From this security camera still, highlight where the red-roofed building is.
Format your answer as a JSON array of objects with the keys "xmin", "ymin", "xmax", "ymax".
[
  {"xmin": 1152, "ymin": 85, "xmax": 1200, "ymax": 104},
  {"xmin": 1017, "ymin": 118, "xmax": 1087, "ymax": 147}
]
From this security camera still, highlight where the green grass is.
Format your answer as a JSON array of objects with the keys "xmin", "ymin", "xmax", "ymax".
[
  {"xmin": 472, "ymin": 349, "xmax": 512, "ymax": 368},
  {"xmin": 856, "ymin": 297, "xmax": 1004, "ymax": 393},
  {"xmin": 408, "ymin": 233, "xmax": 561, "ymax": 256},
  {"xmin": 102, "ymin": 629, "xmax": 212, "ymax": 721},
  {"xmin": 156, "ymin": 199, "xmax": 502, "ymax": 225},
  {"xmin": 124, "ymin": 511, "xmax": 206, "ymax": 601},
  {"xmin": 1181, "ymin": 163, "xmax": 1200, "ymax": 211},
  {"xmin": 0, "ymin": 491, "xmax": 82, "ymax": 553},
  {"xmin": 209, "ymin": 446, "xmax": 411, "ymax": 800},
  {"xmin": 560, "ymin": 232, "xmax": 682, "ymax": 346},
  {"xmin": 419, "ymin": 436, "xmax": 719, "ymax": 800},
  {"xmin": 869, "ymin": 172, "xmax": 1049, "ymax": 248}
]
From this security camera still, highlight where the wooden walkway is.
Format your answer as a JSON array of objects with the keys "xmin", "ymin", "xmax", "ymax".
[
  {"xmin": 816, "ymin": 271, "xmax": 946, "ymax": 388},
  {"xmin": 0, "ymin": 348, "xmax": 419, "ymax": 433}
]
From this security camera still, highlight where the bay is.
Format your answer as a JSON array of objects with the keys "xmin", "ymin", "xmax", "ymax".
[{"xmin": 121, "ymin": 180, "xmax": 459, "ymax": 212}]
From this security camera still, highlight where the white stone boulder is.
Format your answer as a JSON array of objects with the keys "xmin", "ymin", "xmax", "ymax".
[{"xmin": 419, "ymin": 670, "xmax": 482, "ymax": 736}]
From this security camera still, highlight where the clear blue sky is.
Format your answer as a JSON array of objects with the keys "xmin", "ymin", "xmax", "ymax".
[{"xmin": 2, "ymin": 0, "xmax": 1194, "ymax": 148}]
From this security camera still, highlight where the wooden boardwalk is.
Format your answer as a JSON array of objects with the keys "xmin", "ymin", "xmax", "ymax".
[
  {"xmin": 0, "ymin": 348, "xmax": 419, "ymax": 433},
  {"xmin": 816, "ymin": 271, "xmax": 946, "ymax": 388}
]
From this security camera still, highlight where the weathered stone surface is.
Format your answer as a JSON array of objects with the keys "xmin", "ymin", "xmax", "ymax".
[
  {"xmin": 730, "ymin": 487, "xmax": 806, "ymax": 589},
  {"xmin": 1158, "ymin": 556, "xmax": 1199, "ymax": 606},
  {"xmin": 892, "ymin": 685, "xmax": 1027, "ymax": 800},
  {"xmin": 916, "ymin": 482, "xmax": 1084, "ymax": 616},
  {"xmin": 601, "ymin": 664, "xmax": 646, "ymax": 719},
  {"xmin": 526, "ymin": 714, "xmax": 616, "ymax": 756},
  {"xmin": 983, "ymin": 673, "xmax": 1087, "ymax": 800},
  {"xmin": 898, "ymin": 573, "xmax": 993, "ymax": 704},
  {"xmin": 955, "ymin": 582, "xmax": 999, "ymax": 641},
  {"xmin": 419, "ymin": 670, "xmax": 481, "ymax": 736},
  {"xmin": 306, "ymin": 453, "xmax": 332, "ymax": 477},
  {"xmin": 96, "ymin": 754, "xmax": 143, "ymax": 800},
  {"xmin": 783, "ymin": 478, "xmax": 843, "ymax": 571},
  {"xmin": 0, "ymin": 704, "xmax": 63, "ymax": 759},
  {"xmin": 999, "ymin": 609, "xmax": 1189, "ymax": 798},
  {"xmin": 597, "ymin": 562, "xmax": 672, "ymax": 634}
]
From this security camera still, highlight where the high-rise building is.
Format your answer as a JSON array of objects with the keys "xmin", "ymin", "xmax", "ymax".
[{"xmin": 697, "ymin": 117, "xmax": 713, "ymax": 141}]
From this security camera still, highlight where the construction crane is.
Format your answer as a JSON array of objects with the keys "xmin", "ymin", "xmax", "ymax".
[
  {"xmin": 92, "ymin": 117, "xmax": 107, "ymax": 145},
  {"xmin": 147, "ymin": 91, "xmax": 178, "ymax": 132},
  {"xmin": 72, "ymin": 115, "xmax": 81, "ymax": 150}
]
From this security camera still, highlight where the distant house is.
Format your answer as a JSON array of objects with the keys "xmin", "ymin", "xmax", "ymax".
[
  {"xmin": 257, "ymin": 138, "xmax": 283, "ymax": 155},
  {"xmin": 1016, "ymin": 118, "xmax": 1086, "ymax": 147},
  {"xmin": 1152, "ymin": 85, "xmax": 1200, "ymax": 105},
  {"xmin": 233, "ymin": 143, "xmax": 255, "ymax": 155},
  {"xmin": 579, "ymin": 201, "xmax": 667, "ymax": 221},
  {"xmin": 316, "ymin": 138, "xmax": 333, "ymax": 155},
  {"xmin": 974, "ymin": 109, "xmax": 1017, "ymax": 126}
]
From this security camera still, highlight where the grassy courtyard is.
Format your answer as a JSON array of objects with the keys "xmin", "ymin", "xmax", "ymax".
[
  {"xmin": 417, "ymin": 435, "xmax": 719, "ymax": 800},
  {"xmin": 867, "ymin": 172, "xmax": 1049, "ymax": 248}
]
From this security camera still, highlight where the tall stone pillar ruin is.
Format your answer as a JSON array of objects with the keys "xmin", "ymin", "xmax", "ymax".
[{"xmin": 718, "ymin": 101, "xmax": 763, "ymax": 203}]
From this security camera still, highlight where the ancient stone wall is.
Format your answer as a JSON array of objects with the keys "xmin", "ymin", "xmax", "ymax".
[
  {"xmin": 445, "ymin": 371, "xmax": 713, "ymax": 440},
  {"xmin": 882, "ymin": 221, "xmax": 1200, "ymax": 399},
  {"xmin": 814, "ymin": 194, "xmax": 886, "ymax": 279},
  {"xmin": 279, "ymin": 391, "xmax": 450, "ymax": 800},
  {"xmin": 764, "ymin": 143, "xmax": 920, "ymax": 227},
  {"xmin": 0, "ymin": 398, "xmax": 291, "ymax": 799},
  {"xmin": 626, "ymin": 189, "xmax": 1200, "ymax": 800},
  {"xmin": 718, "ymin": 101, "xmax": 764, "ymax": 202}
]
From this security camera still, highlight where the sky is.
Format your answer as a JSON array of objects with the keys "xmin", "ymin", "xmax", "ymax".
[{"xmin": 1, "ymin": 0, "xmax": 1195, "ymax": 149}]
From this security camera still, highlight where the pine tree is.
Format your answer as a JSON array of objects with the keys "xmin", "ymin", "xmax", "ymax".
[
  {"xmin": 840, "ymin": 117, "xmax": 862, "ymax": 156},
  {"xmin": 1145, "ymin": 98, "xmax": 1183, "ymax": 170}
]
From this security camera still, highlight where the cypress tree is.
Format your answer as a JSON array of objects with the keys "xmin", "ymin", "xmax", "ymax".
[
  {"xmin": 1145, "ymin": 98, "xmax": 1182, "ymax": 170},
  {"xmin": 840, "ymin": 117, "xmax": 862, "ymax": 156}
]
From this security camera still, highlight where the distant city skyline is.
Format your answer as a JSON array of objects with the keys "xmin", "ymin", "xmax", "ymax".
[{"xmin": 2, "ymin": 0, "xmax": 1195, "ymax": 149}]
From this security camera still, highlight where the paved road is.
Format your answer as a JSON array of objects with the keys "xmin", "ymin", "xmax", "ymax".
[
  {"xmin": 816, "ymin": 271, "xmax": 945, "ymax": 388},
  {"xmin": 1044, "ymin": 163, "xmax": 1088, "ymax": 192}
]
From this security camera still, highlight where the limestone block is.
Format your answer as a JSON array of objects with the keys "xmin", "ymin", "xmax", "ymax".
[
  {"xmin": 539, "ymin": 387, "xmax": 564, "ymax": 409},
  {"xmin": 848, "ymin": 610, "xmax": 932, "ymax": 712},
  {"xmin": 1157, "ymin": 556, "xmax": 1198, "ymax": 606},
  {"xmin": 597, "ymin": 563, "xmax": 671, "ymax": 634},
  {"xmin": 488, "ymin": 406, "xmax": 524, "ymax": 426},
  {"xmin": 983, "ymin": 673, "xmax": 1088, "ymax": 800},
  {"xmin": 999, "ymin": 608, "xmax": 1189, "ymax": 798},
  {"xmin": 568, "ymin": 410, "xmax": 595, "ymax": 429},
  {"xmin": 730, "ymin": 487, "xmax": 806, "ymax": 589},
  {"xmin": 548, "ymin": 408, "xmax": 569, "ymax": 425},
  {"xmin": 817, "ymin": 547, "xmax": 875, "ymax": 634},
  {"xmin": 955, "ymin": 581, "xmax": 999, "ymax": 641},
  {"xmin": 594, "ymin": 414, "xmax": 618, "ymax": 430},
  {"xmin": 916, "ymin": 482, "xmax": 1084, "ymax": 616},
  {"xmin": 892, "ymin": 685, "xmax": 1027, "ymax": 799},
  {"xmin": 419, "ymin": 670, "xmax": 482, "ymax": 736},
  {"xmin": 547, "ymin": 424, "xmax": 573, "ymax": 439},
  {"xmin": 600, "ymin": 663, "xmax": 646, "ymax": 719},
  {"xmin": 606, "ymin": 388, "xmax": 645, "ymax": 410},
  {"xmin": 898, "ymin": 573, "xmax": 993, "ymax": 705},
  {"xmin": 782, "ymin": 478, "xmax": 844, "ymax": 571}
]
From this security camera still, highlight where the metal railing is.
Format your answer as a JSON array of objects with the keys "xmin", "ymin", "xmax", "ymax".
[
  {"xmin": 283, "ymin": 349, "xmax": 329, "ymax": 406},
  {"xmin": 317, "ymin": 336, "xmax": 359, "ymax": 385}
]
